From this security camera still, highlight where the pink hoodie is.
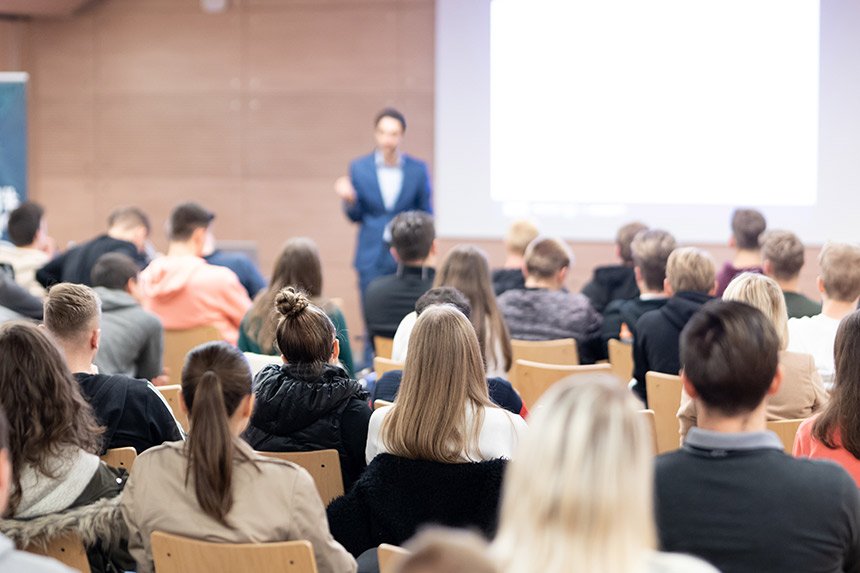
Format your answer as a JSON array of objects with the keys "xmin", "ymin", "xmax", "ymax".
[{"xmin": 139, "ymin": 255, "xmax": 251, "ymax": 345}]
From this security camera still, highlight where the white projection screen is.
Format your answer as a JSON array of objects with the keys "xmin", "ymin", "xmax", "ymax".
[{"xmin": 435, "ymin": 0, "xmax": 860, "ymax": 244}]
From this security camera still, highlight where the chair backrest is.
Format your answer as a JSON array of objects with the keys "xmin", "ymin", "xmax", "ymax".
[
  {"xmin": 767, "ymin": 418, "xmax": 806, "ymax": 453},
  {"xmin": 151, "ymin": 531, "xmax": 317, "ymax": 573},
  {"xmin": 510, "ymin": 338, "xmax": 579, "ymax": 367},
  {"xmin": 509, "ymin": 360, "xmax": 612, "ymax": 410},
  {"xmin": 374, "ymin": 357, "xmax": 404, "ymax": 378},
  {"xmin": 24, "ymin": 532, "xmax": 90, "ymax": 573},
  {"xmin": 639, "ymin": 409, "xmax": 659, "ymax": 454},
  {"xmin": 378, "ymin": 543, "xmax": 411, "ymax": 573},
  {"xmin": 374, "ymin": 336, "xmax": 394, "ymax": 360},
  {"xmin": 163, "ymin": 324, "xmax": 223, "ymax": 384},
  {"xmin": 100, "ymin": 447, "xmax": 138, "ymax": 471},
  {"xmin": 157, "ymin": 384, "xmax": 189, "ymax": 432},
  {"xmin": 256, "ymin": 449, "xmax": 344, "ymax": 505},
  {"xmin": 374, "ymin": 399, "xmax": 394, "ymax": 410},
  {"xmin": 645, "ymin": 372, "xmax": 683, "ymax": 454},
  {"xmin": 607, "ymin": 338, "xmax": 634, "ymax": 382}
]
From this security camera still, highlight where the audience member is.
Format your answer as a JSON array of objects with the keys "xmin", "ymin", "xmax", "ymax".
[
  {"xmin": 202, "ymin": 230, "xmax": 267, "ymax": 300},
  {"xmin": 91, "ymin": 253, "xmax": 164, "ymax": 381},
  {"xmin": 493, "ymin": 377, "xmax": 716, "ymax": 573},
  {"xmin": 44, "ymin": 283, "xmax": 182, "ymax": 453},
  {"xmin": 242, "ymin": 287, "xmax": 370, "ymax": 489},
  {"xmin": 139, "ymin": 202, "xmax": 251, "ymax": 345},
  {"xmin": 581, "ymin": 221, "xmax": 647, "ymax": 312},
  {"xmin": 761, "ymin": 229, "xmax": 821, "ymax": 318},
  {"xmin": 238, "ymin": 237, "xmax": 354, "ymax": 377},
  {"xmin": 363, "ymin": 210, "xmax": 436, "ymax": 341},
  {"xmin": 632, "ymin": 247, "xmax": 715, "ymax": 404},
  {"xmin": 655, "ymin": 300, "xmax": 860, "ymax": 573},
  {"xmin": 37, "ymin": 206, "xmax": 150, "ymax": 288},
  {"xmin": 498, "ymin": 237, "xmax": 601, "ymax": 363},
  {"xmin": 679, "ymin": 273, "xmax": 826, "ymax": 440},
  {"xmin": 121, "ymin": 341, "xmax": 356, "ymax": 573},
  {"xmin": 0, "ymin": 201, "xmax": 53, "ymax": 295},
  {"xmin": 795, "ymin": 310, "xmax": 860, "ymax": 486},
  {"xmin": 788, "ymin": 241, "xmax": 860, "ymax": 387},
  {"xmin": 715, "ymin": 208, "xmax": 766, "ymax": 296},
  {"xmin": 492, "ymin": 219, "xmax": 539, "ymax": 297},
  {"xmin": 0, "ymin": 265, "xmax": 42, "ymax": 320},
  {"xmin": 395, "ymin": 528, "xmax": 498, "ymax": 573}
]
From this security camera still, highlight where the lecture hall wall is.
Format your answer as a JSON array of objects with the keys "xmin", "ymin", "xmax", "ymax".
[{"xmin": 0, "ymin": 1, "xmax": 820, "ymax": 352}]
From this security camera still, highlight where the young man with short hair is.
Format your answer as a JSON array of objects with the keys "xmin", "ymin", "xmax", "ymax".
[
  {"xmin": 492, "ymin": 219, "xmax": 539, "ymax": 297},
  {"xmin": 581, "ymin": 221, "xmax": 648, "ymax": 312},
  {"xmin": 761, "ymin": 229, "xmax": 821, "ymax": 318},
  {"xmin": 655, "ymin": 300, "xmax": 860, "ymax": 573},
  {"xmin": 0, "ymin": 201, "xmax": 53, "ymax": 295},
  {"xmin": 715, "ymin": 208, "xmax": 766, "ymax": 296}
]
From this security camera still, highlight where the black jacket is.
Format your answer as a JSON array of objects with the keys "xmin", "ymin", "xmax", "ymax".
[
  {"xmin": 491, "ymin": 268, "xmax": 525, "ymax": 297},
  {"xmin": 243, "ymin": 363, "xmax": 371, "ymax": 490},
  {"xmin": 581, "ymin": 264, "xmax": 639, "ymax": 313},
  {"xmin": 36, "ymin": 235, "xmax": 147, "ymax": 288},
  {"xmin": 363, "ymin": 266, "xmax": 435, "ymax": 339},
  {"xmin": 599, "ymin": 297, "xmax": 669, "ymax": 357},
  {"xmin": 326, "ymin": 454, "xmax": 507, "ymax": 557},
  {"xmin": 632, "ymin": 291, "xmax": 712, "ymax": 404}
]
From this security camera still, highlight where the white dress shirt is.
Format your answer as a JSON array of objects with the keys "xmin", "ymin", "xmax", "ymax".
[{"xmin": 375, "ymin": 150, "xmax": 404, "ymax": 211}]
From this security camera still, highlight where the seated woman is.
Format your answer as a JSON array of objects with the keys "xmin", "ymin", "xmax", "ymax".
[
  {"xmin": 794, "ymin": 311, "xmax": 860, "ymax": 486},
  {"xmin": 238, "ymin": 237, "xmax": 354, "ymax": 376},
  {"xmin": 678, "ymin": 273, "xmax": 827, "ymax": 440},
  {"xmin": 242, "ymin": 287, "xmax": 371, "ymax": 489},
  {"xmin": 120, "ymin": 341, "xmax": 355, "ymax": 573},
  {"xmin": 492, "ymin": 377, "xmax": 716, "ymax": 573}
]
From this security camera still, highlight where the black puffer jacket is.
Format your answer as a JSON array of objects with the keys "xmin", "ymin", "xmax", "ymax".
[
  {"xmin": 581, "ymin": 264, "xmax": 639, "ymax": 313},
  {"xmin": 243, "ymin": 363, "xmax": 371, "ymax": 490}
]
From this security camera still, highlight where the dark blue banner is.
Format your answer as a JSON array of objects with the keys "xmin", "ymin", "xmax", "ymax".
[{"xmin": 0, "ymin": 73, "xmax": 27, "ymax": 238}]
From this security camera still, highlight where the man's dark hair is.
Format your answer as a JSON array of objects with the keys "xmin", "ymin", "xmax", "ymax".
[
  {"xmin": 415, "ymin": 287, "xmax": 471, "ymax": 319},
  {"xmin": 390, "ymin": 211, "xmax": 435, "ymax": 263},
  {"xmin": 680, "ymin": 300, "xmax": 779, "ymax": 417},
  {"xmin": 169, "ymin": 202, "xmax": 214, "ymax": 242},
  {"xmin": 731, "ymin": 208, "xmax": 766, "ymax": 250},
  {"xmin": 375, "ymin": 107, "xmax": 407, "ymax": 132},
  {"xmin": 108, "ymin": 206, "xmax": 151, "ymax": 234},
  {"xmin": 7, "ymin": 202, "xmax": 44, "ymax": 247},
  {"xmin": 91, "ymin": 252, "xmax": 140, "ymax": 290}
]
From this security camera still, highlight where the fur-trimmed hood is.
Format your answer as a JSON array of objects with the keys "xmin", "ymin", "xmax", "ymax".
[{"xmin": 0, "ymin": 496, "xmax": 125, "ymax": 550}]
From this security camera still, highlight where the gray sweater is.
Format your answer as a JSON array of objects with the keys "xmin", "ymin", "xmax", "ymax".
[
  {"xmin": 93, "ymin": 287, "xmax": 163, "ymax": 381},
  {"xmin": 0, "ymin": 534, "xmax": 74, "ymax": 573}
]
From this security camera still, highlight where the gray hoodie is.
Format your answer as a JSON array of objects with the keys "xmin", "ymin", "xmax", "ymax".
[
  {"xmin": 0, "ymin": 534, "xmax": 74, "ymax": 572},
  {"xmin": 93, "ymin": 287, "xmax": 163, "ymax": 381}
]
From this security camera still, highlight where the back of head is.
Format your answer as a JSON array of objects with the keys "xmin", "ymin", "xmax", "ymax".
[
  {"xmin": 616, "ymin": 221, "xmax": 648, "ymax": 265},
  {"xmin": 731, "ymin": 208, "xmax": 767, "ymax": 250},
  {"xmin": 390, "ymin": 211, "xmax": 435, "ymax": 264},
  {"xmin": 818, "ymin": 242, "xmax": 860, "ymax": 302},
  {"xmin": 169, "ymin": 202, "xmax": 214, "ymax": 242},
  {"xmin": 723, "ymin": 273, "xmax": 788, "ymax": 350},
  {"xmin": 181, "ymin": 341, "xmax": 253, "ymax": 525},
  {"xmin": 396, "ymin": 528, "xmax": 497, "ymax": 573},
  {"xmin": 504, "ymin": 220, "xmax": 539, "ymax": 257},
  {"xmin": 91, "ymin": 252, "xmax": 140, "ymax": 290},
  {"xmin": 494, "ymin": 376, "xmax": 655, "ymax": 573},
  {"xmin": 680, "ymin": 300, "xmax": 779, "ymax": 417},
  {"xmin": 415, "ymin": 287, "xmax": 471, "ymax": 318},
  {"xmin": 666, "ymin": 247, "xmax": 715, "ymax": 294},
  {"xmin": 760, "ymin": 230, "xmax": 805, "ymax": 281},
  {"xmin": 814, "ymin": 311, "xmax": 860, "ymax": 455},
  {"xmin": 631, "ymin": 229, "xmax": 677, "ymax": 291},
  {"xmin": 0, "ymin": 321, "xmax": 102, "ymax": 516},
  {"xmin": 43, "ymin": 283, "xmax": 101, "ymax": 345},
  {"xmin": 523, "ymin": 237, "xmax": 572, "ymax": 280},
  {"xmin": 7, "ymin": 202, "xmax": 44, "ymax": 247},
  {"xmin": 108, "ymin": 206, "xmax": 150, "ymax": 235},
  {"xmin": 384, "ymin": 305, "xmax": 492, "ymax": 462},
  {"xmin": 270, "ymin": 237, "xmax": 323, "ymax": 297},
  {"xmin": 274, "ymin": 286, "xmax": 335, "ymax": 366}
]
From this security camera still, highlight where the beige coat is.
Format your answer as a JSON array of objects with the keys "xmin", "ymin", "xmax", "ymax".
[
  {"xmin": 678, "ymin": 350, "xmax": 828, "ymax": 441},
  {"xmin": 120, "ymin": 440, "xmax": 356, "ymax": 573}
]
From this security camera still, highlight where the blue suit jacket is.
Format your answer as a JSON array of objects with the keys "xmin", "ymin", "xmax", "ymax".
[{"xmin": 344, "ymin": 152, "xmax": 432, "ymax": 276}]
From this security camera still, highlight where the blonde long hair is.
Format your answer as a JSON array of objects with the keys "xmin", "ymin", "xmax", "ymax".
[
  {"xmin": 493, "ymin": 377, "xmax": 656, "ymax": 573},
  {"xmin": 722, "ymin": 272, "xmax": 789, "ymax": 350},
  {"xmin": 381, "ymin": 305, "xmax": 495, "ymax": 462}
]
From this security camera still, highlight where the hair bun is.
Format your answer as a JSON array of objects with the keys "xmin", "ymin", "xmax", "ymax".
[{"xmin": 275, "ymin": 287, "xmax": 309, "ymax": 319}]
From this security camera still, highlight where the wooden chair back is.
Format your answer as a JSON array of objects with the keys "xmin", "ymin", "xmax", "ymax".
[
  {"xmin": 256, "ymin": 449, "xmax": 344, "ymax": 505},
  {"xmin": 374, "ymin": 357, "xmax": 404, "ymax": 378},
  {"xmin": 645, "ymin": 372, "xmax": 683, "ymax": 454},
  {"xmin": 24, "ymin": 532, "xmax": 90, "ymax": 572},
  {"xmin": 639, "ymin": 409, "xmax": 659, "ymax": 454},
  {"xmin": 374, "ymin": 336, "xmax": 394, "ymax": 359},
  {"xmin": 510, "ymin": 338, "xmax": 579, "ymax": 367},
  {"xmin": 163, "ymin": 324, "xmax": 223, "ymax": 383},
  {"xmin": 100, "ymin": 447, "xmax": 137, "ymax": 471},
  {"xmin": 608, "ymin": 338, "xmax": 634, "ymax": 382},
  {"xmin": 373, "ymin": 399, "xmax": 394, "ymax": 410},
  {"xmin": 156, "ymin": 384, "xmax": 189, "ymax": 432},
  {"xmin": 378, "ymin": 543, "xmax": 411, "ymax": 573},
  {"xmin": 767, "ymin": 418, "xmax": 806, "ymax": 453},
  {"xmin": 151, "ymin": 532, "xmax": 317, "ymax": 573},
  {"xmin": 509, "ymin": 360, "xmax": 612, "ymax": 410}
]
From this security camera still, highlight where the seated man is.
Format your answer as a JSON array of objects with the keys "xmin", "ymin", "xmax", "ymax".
[
  {"xmin": 788, "ymin": 241, "xmax": 860, "ymax": 387},
  {"xmin": 632, "ymin": 247, "xmax": 715, "ymax": 404},
  {"xmin": 715, "ymin": 208, "xmax": 766, "ymax": 296},
  {"xmin": 655, "ymin": 300, "xmax": 860, "ymax": 572},
  {"xmin": 498, "ymin": 237, "xmax": 601, "ymax": 363},
  {"xmin": 0, "ymin": 201, "xmax": 53, "ymax": 295},
  {"xmin": 139, "ymin": 202, "xmax": 251, "ymax": 344},
  {"xmin": 202, "ymin": 231, "xmax": 266, "ymax": 300},
  {"xmin": 364, "ymin": 210, "xmax": 436, "ymax": 340},
  {"xmin": 761, "ymin": 230, "xmax": 821, "ymax": 318},
  {"xmin": 91, "ymin": 252, "xmax": 164, "ymax": 381},
  {"xmin": 492, "ymin": 219, "xmax": 539, "ymax": 297},
  {"xmin": 37, "ymin": 206, "xmax": 150, "ymax": 288},
  {"xmin": 43, "ymin": 283, "xmax": 183, "ymax": 453},
  {"xmin": 581, "ymin": 221, "xmax": 647, "ymax": 313}
]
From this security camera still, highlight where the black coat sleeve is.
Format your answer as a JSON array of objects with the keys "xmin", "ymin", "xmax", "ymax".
[
  {"xmin": 326, "ymin": 480, "xmax": 376, "ymax": 557},
  {"xmin": 35, "ymin": 251, "xmax": 66, "ymax": 288}
]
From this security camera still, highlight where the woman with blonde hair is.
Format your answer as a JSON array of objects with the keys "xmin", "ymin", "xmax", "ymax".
[
  {"xmin": 492, "ymin": 377, "xmax": 716, "ymax": 573},
  {"xmin": 678, "ymin": 272, "xmax": 827, "ymax": 439}
]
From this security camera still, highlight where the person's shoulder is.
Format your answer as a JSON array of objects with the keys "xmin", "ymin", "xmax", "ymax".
[
  {"xmin": 349, "ymin": 152, "xmax": 375, "ymax": 170},
  {"xmin": 1, "ymin": 547, "xmax": 77, "ymax": 572},
  {"xmin": 365, "ymin": 274, "xmax": 397, "ymax": 295}
]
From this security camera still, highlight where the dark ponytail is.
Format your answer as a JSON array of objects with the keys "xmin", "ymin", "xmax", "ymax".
[{"xmin": 182, "ymin": 342, "xmax": 253, "ymax": 525}]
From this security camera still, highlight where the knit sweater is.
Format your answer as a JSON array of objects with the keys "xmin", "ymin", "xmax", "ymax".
[{"xmin": 15, "ymin": 447, "xmax": 100, "ymax": 519}]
